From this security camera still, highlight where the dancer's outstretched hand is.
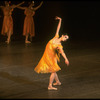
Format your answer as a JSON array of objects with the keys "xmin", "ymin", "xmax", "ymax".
[
  {"xmin": 55, "ymin": 16, "xmax": 62, "ymax": 20},
  {"xmin": 65, "ymin": 59, "xmax": 69, "ymax": 66}
]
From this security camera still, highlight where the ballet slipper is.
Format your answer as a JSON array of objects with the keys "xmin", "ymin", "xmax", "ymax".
[
  {"xmin": 53, "ymin": 82, "xmax": 61, "ymax": 86},
  {"xmin": 25, "ymin": 41, "xmax": 31, "ymax": 43},
  {"xmin": 48, "ymin": 86, "xmax": 57, "ymax": 90},
  {"xmin": 5, "ymin": 40, "xmax": 10, "ymax": 44}
]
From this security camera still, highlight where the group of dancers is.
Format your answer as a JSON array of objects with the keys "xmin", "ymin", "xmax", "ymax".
[
  {"xmin": 0, "ymin": 1, "xmax": 43, "ymax": 44},
  {"xmin": 0, "ymin": 1, "xmax": 69, "ymax": 90}
]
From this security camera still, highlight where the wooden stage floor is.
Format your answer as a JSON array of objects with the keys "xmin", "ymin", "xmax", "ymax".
[{"xmin": 0, "ymin": 40, "xmax": 100, "ymax": 99}]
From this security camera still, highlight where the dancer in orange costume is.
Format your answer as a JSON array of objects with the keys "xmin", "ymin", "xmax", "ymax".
[
  {"xmin": 34, "ymin": 16, "xmax": 69, "ymax": 90},
  {"xmin": 17, "ymin": 1, "xmax": 43, "ymax": 43},
  {"xmin": 0, "ymin": 1, "xmax": 24, "ymax": 44}
]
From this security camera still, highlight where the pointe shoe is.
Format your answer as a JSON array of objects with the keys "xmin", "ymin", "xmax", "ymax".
[
  {"xmin": 25, "ymin": 41, "xmax": 31, "ymax": 43},
  {"xmin": 48, "ymin": 86, "xmax": 57, "ymax": 90},
  {"xmin": 53, "ymin": 82, "xmax": 61, "ymax": 86}
]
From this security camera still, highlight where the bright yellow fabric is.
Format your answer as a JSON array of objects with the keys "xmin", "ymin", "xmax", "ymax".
[{"xmin": 34, "ymin": 36, "xmax": 63, "ymax": 73}]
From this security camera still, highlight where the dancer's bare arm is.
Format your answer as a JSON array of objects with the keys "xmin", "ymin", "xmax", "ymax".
[
  {"xmin": 17, "ymin": 6, "xmax": 26, "ymax": 10},
  {"xmin": 33, "ymin": 1, "xmax": 43, "ymax": 11},
  {"xmin": 57, "ymin": 47, "xmax": 69, "ymax": 66},
  {"xmin": 55, "ymin": 16, "xmax": 62, "ymax": 37},
  {"xmin": 11, "ymin": 1, "xmax": 24, "ymax": 9}
]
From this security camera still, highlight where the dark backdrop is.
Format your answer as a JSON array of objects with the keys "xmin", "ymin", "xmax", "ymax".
[{"xmin": 0, "ymin": 0, "xmax": 100, "ymax": 43}]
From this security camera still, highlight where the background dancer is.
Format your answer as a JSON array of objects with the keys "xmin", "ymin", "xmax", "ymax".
[
  {"xmin": 0, "ymin": 1, "xmax": 24, "ymax": 44},
  {"xmin": 17, "ymin": 1, "xmax": 43, "ymax": 43}
]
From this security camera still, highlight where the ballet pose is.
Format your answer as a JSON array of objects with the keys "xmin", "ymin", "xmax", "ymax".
[
  {"xmin": 17, "ymin": 1, "xmax": 43, "ymax": 43},
  {"xmin": 0, "ymin": 1, "xmax": 24, "ymax": 44},
  {"xmin": 34, "ymin": 16, "xmax": 69, "ymax": 90}
]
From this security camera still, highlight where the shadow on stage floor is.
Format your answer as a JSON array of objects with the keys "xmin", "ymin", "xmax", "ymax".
[{"xmin": 0, "ymin": 40, "xmax": 100, "ymax": 99}]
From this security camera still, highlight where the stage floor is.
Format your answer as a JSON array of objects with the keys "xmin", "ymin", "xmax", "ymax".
[{"xmin": 0, "ymin": 40, "xmax": 100, "ymax": 99}]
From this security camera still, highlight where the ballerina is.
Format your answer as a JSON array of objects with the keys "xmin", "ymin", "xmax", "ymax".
[
  {"xmin": 17, "ymin": 1, "xmax": 43, "ymax": 43},
  {"xmin": 34, "ymin": 16, "xmax": 69, "ymax": 90},
  {"xmin": 0, "ymin": 1, "xmax": 24, "ymax": 44}
]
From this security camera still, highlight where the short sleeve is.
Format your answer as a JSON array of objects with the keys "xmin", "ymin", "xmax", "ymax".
[{"xmin": 58, "ymin": 44, "xmax": 63, "ymax": 49}]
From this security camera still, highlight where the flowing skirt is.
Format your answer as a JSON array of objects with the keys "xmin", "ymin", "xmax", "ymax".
[
  {"xmin": 23, "ymin": 16, "xmax": 35, "ymax": 37},
  {"xmin": 34, "ymin": 41, "xmax": 61, "ymax": 74},
  {"xmin": 1, "ymin": 15, "xmax": 13, "ymax": 35}
]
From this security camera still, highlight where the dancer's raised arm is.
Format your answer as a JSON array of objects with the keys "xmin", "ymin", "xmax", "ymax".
[
  {"xmin": 55, "ymin": 16, "xmax": 62, "ymax": 37},
  {"xmin": 11, "ymin": 1, "xmax": 24, "ymax": 8},
  {"xmin": 17, "ymin": 6, "xmax": 26, "ymax": 10},
  {"xmin": 33, "ymin": 1, "xmax": 43, "ymax": 11}
]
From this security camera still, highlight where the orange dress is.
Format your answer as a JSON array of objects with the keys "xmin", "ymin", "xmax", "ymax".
[
  {"xmin": 23, "ymin": 8, "xmax": 35, "ymax": 37},
  {"xmin": 34, "ymin": 35, "xmax": 63, "ymax": 73},
  {"xmin": 1, "ymin": 7, "xmax": 13, "ymax": 35}
]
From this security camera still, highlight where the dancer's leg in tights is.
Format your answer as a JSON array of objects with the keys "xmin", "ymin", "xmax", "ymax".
[
  {"xmin": 48, "ymin": 72, "xmax": 57, "ymax": 90},
  {"xmin": 25, "ymin": 34, "xmax": 31, "ymax": 43},
  {"xmin": 5, "ymin": 31, "xmax": 11, "ymax": 44},
  {"xmin": 53, "ymin": 72, "xmax": 61, "ymax": 85}
]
